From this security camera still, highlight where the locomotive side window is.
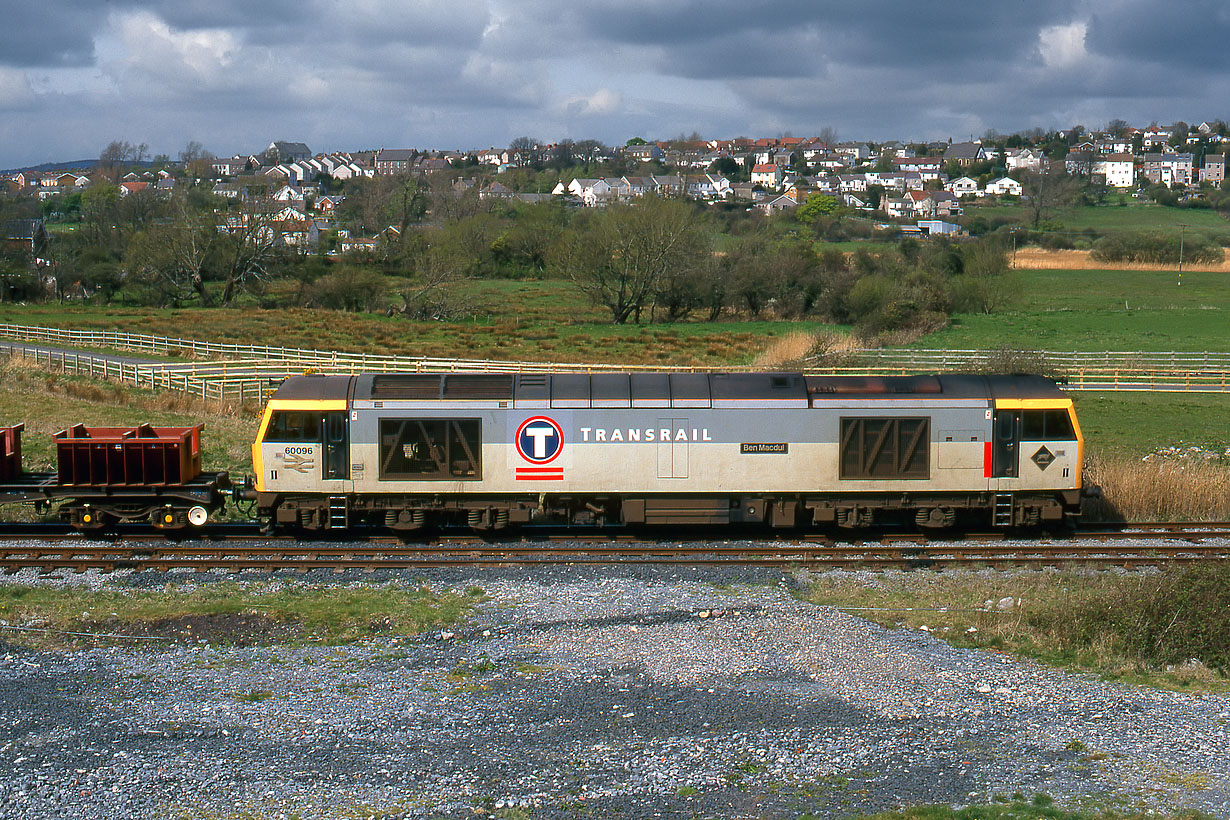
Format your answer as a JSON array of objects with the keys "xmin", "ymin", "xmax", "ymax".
[
  {"xmin": 264, "ymin": 411, "xmax": 320, "ymax": 442},
  {"xmin": 379, "ymin": 418, "xmax": 481, "ymax": 480},
  {"xmin": 839, "ymin": 417, "xmax": 930, "ymax": 479},
  {"xmin": 1021, "ymin": 409, "xmax": 1074, "ymax": 440}
]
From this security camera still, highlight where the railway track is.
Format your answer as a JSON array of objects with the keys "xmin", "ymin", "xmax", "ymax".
[{"xmin": 0, "ymin": 522, "xmax": 1227, "ymax": 572}]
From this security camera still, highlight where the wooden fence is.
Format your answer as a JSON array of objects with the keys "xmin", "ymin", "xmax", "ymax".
[{"xmin": 2, "ymin": 324, "xmax": 1228, "ymax": 399}]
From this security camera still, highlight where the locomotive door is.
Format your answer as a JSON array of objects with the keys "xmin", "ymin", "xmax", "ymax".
[
  {"xmin": 991, "ymin": 410, "xmax": 1019, "ymax": 478},
  {"xmin": 657, "ymin": 418, "xmax": 689, "ymax": 479},
  {"xmin": 322, "ymin": 411, "xmax": 349, "ymax": 481}
]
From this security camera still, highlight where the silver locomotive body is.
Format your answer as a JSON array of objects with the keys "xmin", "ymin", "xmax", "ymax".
[{"xmin": 253, "ymin": 372, "xmax": 1082, "ymax": 531}]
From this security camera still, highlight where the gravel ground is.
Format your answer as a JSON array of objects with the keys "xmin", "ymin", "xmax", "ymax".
[{"xmin": 1, "ymin": 562, "xmax": 1228, "ymax": 820}]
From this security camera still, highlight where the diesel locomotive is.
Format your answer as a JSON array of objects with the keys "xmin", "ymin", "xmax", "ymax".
[{"xmin": 248, "ymin": 371, "xmax": 1084, "ymax": 533}]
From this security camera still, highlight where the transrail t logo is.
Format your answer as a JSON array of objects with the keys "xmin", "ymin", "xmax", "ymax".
[{"xmin": 515, "ymin": 416, "xmax": 564, "ymax": 481}]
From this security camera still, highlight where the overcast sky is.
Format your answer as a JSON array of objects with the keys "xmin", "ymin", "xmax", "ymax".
[{"xmin": 2, "ymin": 1, "xmax": 1228, "ymax": 170}]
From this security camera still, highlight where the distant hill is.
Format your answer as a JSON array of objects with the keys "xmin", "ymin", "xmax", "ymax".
[{"xmin": 1, "ymin": 159, "xmax": 97, "ymax": 176}]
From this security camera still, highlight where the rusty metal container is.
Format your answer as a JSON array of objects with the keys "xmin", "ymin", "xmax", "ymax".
[
  {"xmin": 0, "ymin": 424, "xmax": 22, "ymax": 481},
  {"xmin": 54, "ymin": 423, "xmax": 203, "ymax": 487}
]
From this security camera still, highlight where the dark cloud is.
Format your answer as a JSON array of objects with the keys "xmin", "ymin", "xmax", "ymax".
[
  {"xmin": 0, "ymin": 1, "xmax": 107, "ymax": 67},
  {"xmin": 1085, "ymin": 0, "xmax": 1230, "ymax": 68},
  {"xmin": 4, "ymin": 0, "xmax": 1230, "ymax": 169}
]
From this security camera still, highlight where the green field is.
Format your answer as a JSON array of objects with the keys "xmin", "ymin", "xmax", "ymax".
[
  {"xmin": 967, "ymin": 201, "xmax": 1230, "ymax": 235},
  {"xmin": 1074, "ymin": 392, "xmax": 1230, "ymax": 459},
  {"xmin": 915, "ymin": 268, "xmax": 1228, "ymax": 352}
]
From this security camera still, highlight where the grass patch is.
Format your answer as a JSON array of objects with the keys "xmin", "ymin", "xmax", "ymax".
[
  {"xmin": 841, "ymin": 799, "xmax": 1218, "ymax": 820},
  {"xmin": 1074, "ymin": 393, "xmax": 1230, "ymax": 460},
  {"xmin": 0, "ymin": 582, "xmax": 479, "ymax": 648},
  {"xmin": 966, "ymin": 200, "xmax": 1230, "ymax": 234},
  {"xmin": 0, "ymin": 357, "xmax": 256, "ymax": 477},
  {"xmin": 803, "ymin": 565, "xmax": 1230, "ymax": 691},
  {"xmin": 0, "ymin": 289, "xmax": 846, "ymax": 367},
  {"xmin": 914, "ymin": 268, "xmax": 1230, "ymax": 352}
]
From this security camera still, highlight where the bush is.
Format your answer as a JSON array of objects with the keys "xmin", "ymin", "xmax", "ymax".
[
  {"xmin": 1090, "ymin": 231, "xmax": 1224, "ymax": 265},
  {"xmin": 304, "ymin": 266, "xmax": 388, "ymax": 312}
]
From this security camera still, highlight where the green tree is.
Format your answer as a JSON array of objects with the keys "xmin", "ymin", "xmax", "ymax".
[{"xmin": 797, "ymin": 193, "xmax": 839, "ymax": 223}]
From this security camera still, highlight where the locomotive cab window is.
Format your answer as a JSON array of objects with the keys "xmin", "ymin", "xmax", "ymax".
[
  {"xmin": 264, "ymin": 411, "xmax": 320, "ymax": 442},
  {"xmin": 379, "ymin": 418, "xmax": 481, "ymax": 480},
  {"xmin": 840, "ymin": 417, "xmax": 930, "ymax": 479},
  {"xmin": 1021, "ymin": 409, "xmax": 1074, "ymax": 440}
]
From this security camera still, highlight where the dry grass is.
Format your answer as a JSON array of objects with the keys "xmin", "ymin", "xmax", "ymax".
[
  {"xmin": 1013, "ymin": 248, "xmax": 1230, "ymax": 272},
  {"xmin": 1082, "ymin": 454, "xmax": 1230, "ymax": 521},
  {"xmin": 753, "ymin": 329, "xmax": 863, "ymax": 368}
]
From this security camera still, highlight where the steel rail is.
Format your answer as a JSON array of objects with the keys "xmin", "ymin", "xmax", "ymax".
[{"xmin": 0, "ymin": 531, "xmax": 1227, "ymax": 573}]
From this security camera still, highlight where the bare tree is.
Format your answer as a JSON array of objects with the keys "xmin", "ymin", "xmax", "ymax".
[
  {"xmin": 555, "ymin": 196, "xmax": 709, "ymax": 324},
  {"xmin": 97, "ymin": 140, "xmax": 150, "ymax": 182},
  {"xmin": 1020, "ymin": 170, "xmax": 1083, "ymax": 228},
  {"xmin": 179, "ymin": 141, "xmax": 216, "ymax": 178},
  {"xmin": 216, "ymin": 196, "xmax": 288, "ymax": 304}
]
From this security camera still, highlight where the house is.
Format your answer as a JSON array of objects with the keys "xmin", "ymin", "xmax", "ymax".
[
  {"xmin": 314, "ymin": 195, "xmax": 343, "ymax": 214},
  {"xmin": 837, "ymin": 143, "xmax": 871, "ymax": 161},
  {"xmin": 1096, "ymin": 138, "xmax": 1132, "ymax": 154},
  {"xmin": 1094, "ymin": 154, "xmax": 1135, "ymax": 188},
  {"xmin": 728, "ymin": 182, "xmax": 757, "ymax": 200},
  {"xmin": 415, "ymin": 157, "xmax": 452, "ymax": 173},
  {"xmin": 272, "ymin": 185, "xmax": 307, "ymax": 206},
  {"xmin": 902, "ymin": 190, "xmax": 962, "ymax": 218},
  {"xmin": 1064, "ymin": 152, "xmax": 1099, "ymax": 176},
  {"xmin": 338, "ymin": 236, "xmax": 381, "ymax": 256},
  {"xmin": 374, "ymin": 149, "xmax": 417, "ymax": 175},
  {"xmin": 1200, "ymin": 154, "xmax": 1225, "ymax": 185},
  {"xmin": 755, "ymin": 194, "xmax": 799, "ymax": 215},
  {"xmin": 943, "ymin": 142, "xmax": 987, "ymax": 167},
  {"xmin": 266, "ymin": 141, "xmax": 312, "ymax": 163},
  {"xmin": 479, "ymin": 181, "xmax": 515, "ymax": 200},
  {"xmin": 1140, "ymin": 153, "xmax": 1194, "ymax": 186},
  {"xmin": 687, "ymin": 174, "xmax": 731, "ymax": 199},
  {"xmin": 1, "ymin": 219, "xmax": 49, "ymax": 256},
  {"xmin": 212, "ymin": 156, "xmax": 250, "ymax": 177},
  {"xmin": 118, "ymin": 181, "xmax": 150, "ymax": 197},
  {"xmin": 1141, "ymin": 127, "xmax": 1171, "ymax": 150},
  {"xmin": 751, "ymin": 163, "xmax": 783, "ymax": 189},
  {"xmin": 1004, "ymin": 148, "xmax": 1043, "ymax": 173},
  {"xmin": 623, "ymin": 143, "xmax": 664, "ymax": 162},
  {"xmin": 984, "ymin": 177, "xmax": 1023, "ymax": 196},
  {"xmin": 650, "ymin": 175, "xmax": 684, "ymax": 195},
  {"xmin": 945, "ymin": 176, "xmax": 981, "ymax": 197},
  {"xmin": 892, "ymin": 156, "xmax": 945, "ymax": 177}
]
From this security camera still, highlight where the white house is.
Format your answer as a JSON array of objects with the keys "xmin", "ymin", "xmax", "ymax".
[
  {"xmin": 984, "ymin": 177, "xmax": 1023, "ymax": 196},
  {"xmin": 1094, "ymin": 154, "xmax": 1135, "ymax": 188},
  {"xmin": 1004, "ymin": 148, "xmax": 1043, "ymax": 173},
  {"xmin": 945, "ymin": 176, "xmax": 981, "ymax": 197}
]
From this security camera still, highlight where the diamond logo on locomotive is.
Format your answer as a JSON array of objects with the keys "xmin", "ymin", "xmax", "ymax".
[{"xmin": 515, "ymin": 416, "xmax": 564, "ymax": 464}]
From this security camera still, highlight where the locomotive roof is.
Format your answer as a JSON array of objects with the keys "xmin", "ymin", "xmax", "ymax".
[{"xmin": 271, "ymin": 372, "xmax": 1065, "ymax": 404}]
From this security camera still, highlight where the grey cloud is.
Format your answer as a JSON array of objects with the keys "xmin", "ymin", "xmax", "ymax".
[
  {"xmin": 1085, "ymin": 1, "xmax": 1230, "ymax": 68},
  {"xmin": 0, "ymin": 1, "xmax": 107, "ymax": 67}
]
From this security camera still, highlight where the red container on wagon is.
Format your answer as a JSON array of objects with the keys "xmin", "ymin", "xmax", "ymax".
[
  {"xmin": 54, "ymin": 423, "xmax": 204, "ymax": 486},
  {"xmin": 0, "ymin": 424, "xmax": 22, "ymax": 481}
]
